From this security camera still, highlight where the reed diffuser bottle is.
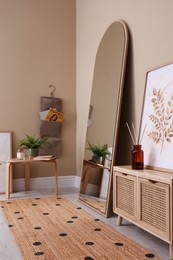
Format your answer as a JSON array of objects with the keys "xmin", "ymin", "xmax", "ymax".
[
  {"xmin": 126, "ymin": 122, "xmax": 146, "ymax": 170},
  {"xmin": 132, "ymin": 144, "xmax": 144, "ymax": 170}
]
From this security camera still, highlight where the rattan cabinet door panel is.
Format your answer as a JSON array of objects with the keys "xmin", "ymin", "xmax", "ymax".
[
  {"xmin": 138, "ymin": 178, "xmax": 170, "ymax": 241},
  {"xmin": 113, "ymin": 172, "xmax": 137, "ymax": 222}
]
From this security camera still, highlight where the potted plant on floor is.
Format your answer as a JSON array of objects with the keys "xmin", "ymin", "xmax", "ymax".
[
  {"xmin": 86, "ymin": 141, "xmax": 111, "ymax": 164},
  {"xmin": 18, "ymin": 134, "xmax": 48, "ymax": 157}
]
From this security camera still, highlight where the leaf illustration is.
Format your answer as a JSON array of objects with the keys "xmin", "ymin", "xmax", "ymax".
[{"xmin": 148, "ymin": 87, "xmax": 173, "ymax": 153}]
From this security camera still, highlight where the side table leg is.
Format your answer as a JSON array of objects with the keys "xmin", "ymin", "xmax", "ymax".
[
  {"xmin": 81, "ymin": 166, "xmax": 91, "ymax": 194},
  {"xmin": 25, "ymin": 162, "xmax": 30, "ymax": 191},
  {"xmin": 54, "ymin": 160, "xmax": 58, "ymax": 195},
  {"xmin": 6, "ymin": 163, "xmax": 12, "ymax": 199}
]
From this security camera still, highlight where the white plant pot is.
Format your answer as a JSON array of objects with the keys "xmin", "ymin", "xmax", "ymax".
[{"xmin": 17, "ymin": 152, "xmax": 25, "ymax": 160}]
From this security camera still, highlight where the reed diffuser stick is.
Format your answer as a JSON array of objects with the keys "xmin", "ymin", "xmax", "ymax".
[
  {"xmin": 126, "ymin": 122, "xmax": 136, "ymax": 144},
  {"xmin": 132, "ymin": 122, "xmax": 138, "ymax": 144},
  {"xmin": 139, "ymin": 123, "xmax": 147, "ymax": 144}
]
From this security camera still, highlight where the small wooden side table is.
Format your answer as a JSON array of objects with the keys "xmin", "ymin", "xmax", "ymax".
[
  {"xmin": 81, "ymin": 160, "xmax": 110, "ymax": 194},
  {"xmin": 6, "ymin": 158, "xmax": 58, "ymax": 199}
]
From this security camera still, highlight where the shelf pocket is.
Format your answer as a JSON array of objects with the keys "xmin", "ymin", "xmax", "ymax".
[
  {"xmin": 40, "ymin": 96, "xmax": 62, "ymax": 156},
  {"xmin": 40, "ymin": 120, "xmax": 61, "ymax": 138}
]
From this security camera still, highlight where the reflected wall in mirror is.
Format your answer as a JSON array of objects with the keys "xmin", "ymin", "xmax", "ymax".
[{"xmin": 78, "ymin": 20, "xmax": 129, "ymax": 217}]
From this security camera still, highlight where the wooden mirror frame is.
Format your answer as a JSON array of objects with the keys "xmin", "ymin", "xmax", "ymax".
[{"xmin": 78, "ymin": 20, "xmax": 129, "ymax": 217}]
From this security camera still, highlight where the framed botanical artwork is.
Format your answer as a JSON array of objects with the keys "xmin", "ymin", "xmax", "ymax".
[
  {"xmin": 139, "ymin": 61, "xmax": 173, "ymax": 172},
  {"xmin": 0, "ymin": 131, "xmax": 12, "ymax": 193}
]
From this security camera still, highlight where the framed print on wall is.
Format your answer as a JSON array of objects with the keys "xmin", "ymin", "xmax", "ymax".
[
  {"xmin": 0, "ymin": 131, "xmax": 12, "ymax": 193},
  {"xmin": 139, "ymin": 61, "xmax": 173, "ymax": 172}
]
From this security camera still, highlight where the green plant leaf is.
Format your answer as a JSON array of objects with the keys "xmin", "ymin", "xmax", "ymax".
[
  {"xmin": 18, "ymin": 134, "xmax": 48, "ymax": 149},
  {"xmin": 86, "ymin": 141, "xmax": 111, "ymax": 157}
]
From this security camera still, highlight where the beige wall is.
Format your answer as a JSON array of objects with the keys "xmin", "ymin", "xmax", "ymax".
[
  {"xmin": 0, "ymin": 0, "xmax": 76, "ymax": 178},
  {"xmin": 76, "ymin": 0, "xmax": 173, "ymax": 175},
  {"xmin": 1, "ymin": 1, "xmax": 173, "ymax": 179}
]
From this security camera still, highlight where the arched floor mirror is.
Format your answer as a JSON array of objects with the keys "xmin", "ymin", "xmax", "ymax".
[{"xmin": 78, "ymin": 20, "xmax": 129, "ymax": 217}]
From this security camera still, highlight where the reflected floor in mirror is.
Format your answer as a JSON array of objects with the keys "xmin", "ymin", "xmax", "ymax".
[{"xmin": 78, "ymin": 193, "xmax": 107, "ymax": 214}]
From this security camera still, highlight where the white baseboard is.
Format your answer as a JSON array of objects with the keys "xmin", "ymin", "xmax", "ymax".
[
  {"xmin": 13, "ymin": 175, "xmax": 99, "ymax": 196},
  {"xmin": 13, "ymin": 175, "xmax": 81, "ymax": 192}
]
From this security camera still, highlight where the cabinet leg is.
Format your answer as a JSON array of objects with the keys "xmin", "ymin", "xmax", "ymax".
[
  {"xmin": 169, "ymin": 244, "xmax": 173, "ymax": 259},
  {"xmin": 117, "ymin": 215, "xmax": 123, "ymax": 226}
]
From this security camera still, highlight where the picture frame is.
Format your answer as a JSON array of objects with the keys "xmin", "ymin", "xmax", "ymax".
[
  {"xmin": 139, "ymin": 61, "xmax": 173, "ymax": 172},
  {"xmin": 0, "ymin": 131, "xmax": 12, "ymax": 193}
]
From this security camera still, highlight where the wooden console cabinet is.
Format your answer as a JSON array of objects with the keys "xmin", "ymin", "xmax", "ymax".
[{"xmin": 113, "ymin": 165, "xmax": 173, "ymax": 259}]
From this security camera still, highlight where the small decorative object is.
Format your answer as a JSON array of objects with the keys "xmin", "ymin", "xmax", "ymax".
[
  {"xmin": 16, "ymin": 147, "xmax": 25, "ymax": 160},
  {"xmin": 18, "ymin": 134, "xmax": 48, "ymax": 157},
  {"xmin": 126, "ymin": 122, "xmax": 145, "ymax": 170},
  {"xmin": 132, "ymin": 144, "xmax": 144, "ymax": 169},
  {"xmin": 86, "ymin": 141, "xmax": 111, "ymax": 164}
]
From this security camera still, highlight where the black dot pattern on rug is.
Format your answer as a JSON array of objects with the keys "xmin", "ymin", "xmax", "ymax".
[
  {"xmin": 67, "ymin": 220, "xmax": 73, "ymax": 223},
  {"xmin": 71, "ymin": 216, "xmax": 78, "ymax": 219},
  {"xmin": 55, "ymin": 204, "xmax": 61, "ymax": 206},
  {"xmin": 94, "ymin": 228, "xmax": 101, "ymax": 231},
  {"xmin": 84, "ymin": 257, "xmax": 94, "ymax": 260},
  {"xmin": 94, "ymin": 219, "xmax": 100, "ymax": 222},
  {"xmin": 32, "ymin": 204, "xmax": 37, "ymax": 206},
  {"xmin": 85, "ymin": 242, "xmax": 94, "ymax": 246},
  {"xmin": 1, "ymin": 206, "xmax": 4, "ymax": 208},
  {"xmin": 35, "ymin": 198, "xmax": 40, "ymax": 200},
  {"xmin": 34, "ymin": 252, "xmax": 44, "ymax": 256},
  {"xmin": 18, "ymin": 217, "xmax": 24, "ymax": 220},
  {"xmin": 59, "ymin": 233, "xmax": 67, "ymax": 237},
  {"xmin": 33, "ymin": 242, "xmax": 42, "ymax": 246},
  {"xmin": 56, "ymin": 197, "xmax": 61, "ymax": 199},
  {"xmin": 77, "ymin": 207, "xmax": 82, "ymax": 209},
  {"xmin": 14, "ymin": 211, "xmax": 20, "ymax": 214},
  {"xmin": 34, "ymin": 227, "xmax": 41, "ymax": 230},
  {"xmin": 115, "ymin": 242, "xmax": 124, "ymax": 246},
  {"xmin": 145, "ymin": 253, "xmax": 155, "ymax": 258},
  {"xmin": 8, "ymin": 224, "xmax": 13, "ymax": 227},
  {"xmin": 6, "ymin": 202, "xmax": 12, "ymax": 204},
  {"xmin": 43, "ymin": 213, "xmax": 49, "ymax": 215}
]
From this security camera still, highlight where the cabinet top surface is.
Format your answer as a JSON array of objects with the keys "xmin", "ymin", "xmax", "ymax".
[{"xmin": 114, "ymin": 165, "xmax": 173, "ymax": 182}]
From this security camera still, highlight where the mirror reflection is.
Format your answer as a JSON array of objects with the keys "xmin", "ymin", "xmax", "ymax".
[{"xmin": 78, "ymin": 20, "xmax": 129, "ymax": 216}]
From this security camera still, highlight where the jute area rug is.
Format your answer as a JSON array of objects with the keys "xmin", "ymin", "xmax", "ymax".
[{"xmin": 0, "ymin": 196, "xmax": 160, "ymax": 260}]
